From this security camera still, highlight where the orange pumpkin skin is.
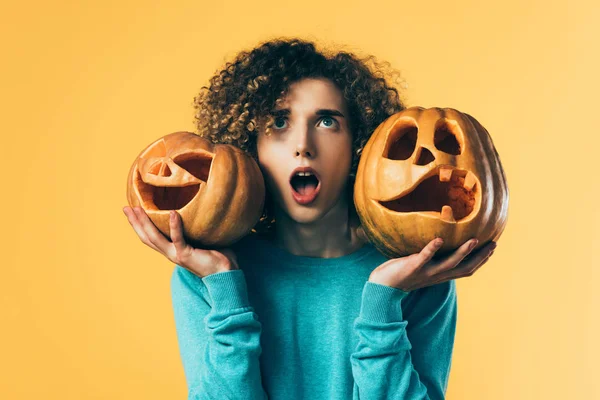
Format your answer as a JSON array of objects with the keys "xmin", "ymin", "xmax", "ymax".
[
  {"xmin": 126, "ymin": 131, "xmax": 265, "ymax": 248},
  {"xmin": 353, "ymin": 107, "xmax": 509, "ymax": 259}
]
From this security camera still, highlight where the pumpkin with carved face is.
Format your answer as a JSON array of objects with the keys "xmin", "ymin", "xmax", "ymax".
[
  {"xmin": 126, "ymin": 131, "xmax": 265, "ymax": 248},
  {"xmin": 354, "ymin": 107, "xmax": 509, "ymax": 259}
]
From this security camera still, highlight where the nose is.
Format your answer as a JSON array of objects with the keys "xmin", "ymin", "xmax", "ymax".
[
  {"xmin": 294, "ymin": 128, "xmax": 316, "ymax": 159},
  {"xmin": 295, "ymin": 147, "xmax": 313, "ymax": 158}
]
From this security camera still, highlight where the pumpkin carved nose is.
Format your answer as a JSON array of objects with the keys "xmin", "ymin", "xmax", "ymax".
[
  {"xmin": 415, "ymin": 146, "xmax": 435, "ymax": 166},
  {"xmin": 149, "ymin": 160, "xmax": 172, "ymax": 177}
]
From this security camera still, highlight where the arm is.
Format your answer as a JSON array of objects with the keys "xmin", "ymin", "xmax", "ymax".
[
  {"xmin": 350, "ymin": 279, "xmax": 457, "ymax": 400},
  {"xmin": 171, "ymin": 266, "xmax": 269, "ymax": 400}
]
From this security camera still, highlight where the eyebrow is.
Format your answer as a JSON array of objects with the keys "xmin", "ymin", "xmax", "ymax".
[{"xmin": 270, "ymin": 108, "xmax": 345, "ymax": 118}]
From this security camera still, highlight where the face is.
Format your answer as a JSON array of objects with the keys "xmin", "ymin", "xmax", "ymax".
[{"xmin": 256, "ymin": 78, "xmax": 353, "ymax": 224}]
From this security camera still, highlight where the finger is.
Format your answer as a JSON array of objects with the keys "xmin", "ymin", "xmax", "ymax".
[
  {"xmin": 432, "ymin": 247, "xmax": 495, "ymax": 283},
  {"xmin": 169, "ymin": 211, "xmax": 188, "ymax": 258},
  {"xmin": 455, "ymin": 247, "xmax": 494, "ymax": 277},
  {"xmin": 426, "ymin": 238, "xmax": 480, "ymax": 276},
  {"xmin": 455, "ymin": 249, "xmax": 493, "ymax": 278},
  {"xmin": 132, "ymin": 206, "xmax": 171, "ymax": 254},
  {"xmin": 124, "ymin": 206, "xmax": 160, "ymax": 252},
  {"xmin": 414, "ymin": 238, "xmax": 444, "ymax": 267}
]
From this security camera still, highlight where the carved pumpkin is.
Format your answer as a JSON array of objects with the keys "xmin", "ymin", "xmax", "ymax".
[
  {"xmin": 354, "ymin": 107, "xmax": 509, "ymax": 258},
  {"xmin": 126, "ymin": 131, "xmax": 265, "ymax": 248}
]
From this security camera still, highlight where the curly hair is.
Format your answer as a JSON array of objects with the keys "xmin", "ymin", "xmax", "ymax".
[{"xmin": 192, "ymin": 37, "xmax": 407, "ymax": 238}]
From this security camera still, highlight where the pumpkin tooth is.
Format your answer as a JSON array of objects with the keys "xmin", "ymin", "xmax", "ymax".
[
  {"xmin": 440, "ymin": 205, "xmax": 456, "ymax": 222},
  {"xmin": 439, "ymin": 167, "xmax": 453, "ymax": 182},
  {"xmin": 464, "ymin": 171, "xmax": 477, "ymax": 190}
]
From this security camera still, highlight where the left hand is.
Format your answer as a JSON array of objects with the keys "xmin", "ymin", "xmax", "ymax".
[{"xmin": 368, "ymin": 238, "xmax": 497, "ymax": 292}]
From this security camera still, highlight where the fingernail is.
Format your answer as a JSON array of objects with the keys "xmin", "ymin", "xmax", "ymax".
[{"xmin": 470, "ymin": 239, "xmax": 478, "ymax": 250}]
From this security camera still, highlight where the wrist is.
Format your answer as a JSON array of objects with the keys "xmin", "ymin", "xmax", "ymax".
[
  {"xmin": 215, "ymin": 263, "xmax": 238, "ymax": 273},
  {"xmin": 368, "ymin": 263, "xmax": 412, "ymax": 291},
  {"xmin": 201, "ymin": 269, "xmax": 250, "ymax": 311},
  {"xmin": 360, "ymin": 281, "xmax": 410, "ymax": 323},
  {"xmin": 368, "ymin": 273, "xmax": 394, "ymax": 288},
  {"xmin": 214, "ymin": 254, "xmax": 239, "ymax": 273}
]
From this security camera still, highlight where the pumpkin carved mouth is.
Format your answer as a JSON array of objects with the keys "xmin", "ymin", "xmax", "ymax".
[
  {"xmin": 135, "ymin": 153, "xmax": 213, "ymax": 211},
  {"xmin": 378, "ymin": 166, "xmax": 478, "ymax": 223}
]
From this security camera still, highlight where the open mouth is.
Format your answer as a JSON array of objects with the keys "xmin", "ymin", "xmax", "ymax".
[
  {"xmin": 290, "ymin": 172, "xmax": 321, "ymax": 204},
  {"xmin": 290, "ymin": 173, "xmax": 319, "ymax": 193},
  {"xmin": 378, "ymin": 166, "xmax": 478, "ymax": 222}
]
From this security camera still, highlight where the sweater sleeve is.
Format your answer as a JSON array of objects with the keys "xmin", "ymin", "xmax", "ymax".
[
  {"xmin": 170, "ymin": 265, "xmax": 269, "ymax": 400},
  {"xmin": 350, "ymin": 279, "xmax": 457, "ymax": 400}
]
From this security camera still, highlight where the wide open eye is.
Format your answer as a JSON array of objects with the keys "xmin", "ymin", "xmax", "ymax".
[
  {"xmin": 273, "ymin": 117, "xmax": 288, "ymax": 130},
  {"xmin": 318, "ymin": 116, "xmax": 338, "ymax": 129}
]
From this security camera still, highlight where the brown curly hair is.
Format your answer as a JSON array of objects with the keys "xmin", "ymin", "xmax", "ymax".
[{"xmin": 192, "ymin": 37, "xmax": 407, "ymax": 238}]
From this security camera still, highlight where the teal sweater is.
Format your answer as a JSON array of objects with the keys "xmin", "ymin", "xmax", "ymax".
[{"xmin": 170, "ymin": 233, "xmax": 457, "ymax": 400}]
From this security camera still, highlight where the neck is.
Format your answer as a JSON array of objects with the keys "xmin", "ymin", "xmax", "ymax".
[{"xmin": 271, "ymin": 186, "xmax": 367, "ymax": 258}]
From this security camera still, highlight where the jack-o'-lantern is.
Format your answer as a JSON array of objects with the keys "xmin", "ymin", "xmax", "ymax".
[
  {"xmin": 354, "ymin": 107, "xmax": 509, "ymax": 258},
  {"xmin": 126, "ymin": 131, "xmax": 265, "ymax": 248}
]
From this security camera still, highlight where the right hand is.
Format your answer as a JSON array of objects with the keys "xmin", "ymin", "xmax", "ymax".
[{"xmin": 123, "ymin": 206, "xmax": 239, "ymax": 278}]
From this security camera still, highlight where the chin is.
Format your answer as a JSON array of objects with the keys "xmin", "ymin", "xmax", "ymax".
[
  {"xmin": 285, "ymin": 206, "xmax": 323, "ymax": 225},
  {"xmin": 276, "ymin": 188, "xmax": 344, "ymax": 225}
]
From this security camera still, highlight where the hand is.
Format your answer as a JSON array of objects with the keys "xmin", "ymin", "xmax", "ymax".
[
  {"xmin": 123, "ymin": 206, "xmax": 239, "ymax": 278},
  {"xmin": 368, "ymin": 237, "xmax": 497, "ymax": 292}
]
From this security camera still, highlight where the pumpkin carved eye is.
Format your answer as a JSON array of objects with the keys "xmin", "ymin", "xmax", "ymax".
[
  {"xmin": 383, "ymin": 124, "xmax": 417, "ymax": 160},
  {"xmin": 174, "ymin": 155, "xmax": 211, "ymax": 181},
  {"xmin": 434, "ymin": 119, "xmax": 462, "ymax": 155}
]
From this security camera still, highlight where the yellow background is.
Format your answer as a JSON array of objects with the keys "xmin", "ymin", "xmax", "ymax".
[{"xmin": 1, "ymin": 0, "xmax": 598, "ymax": 398}]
